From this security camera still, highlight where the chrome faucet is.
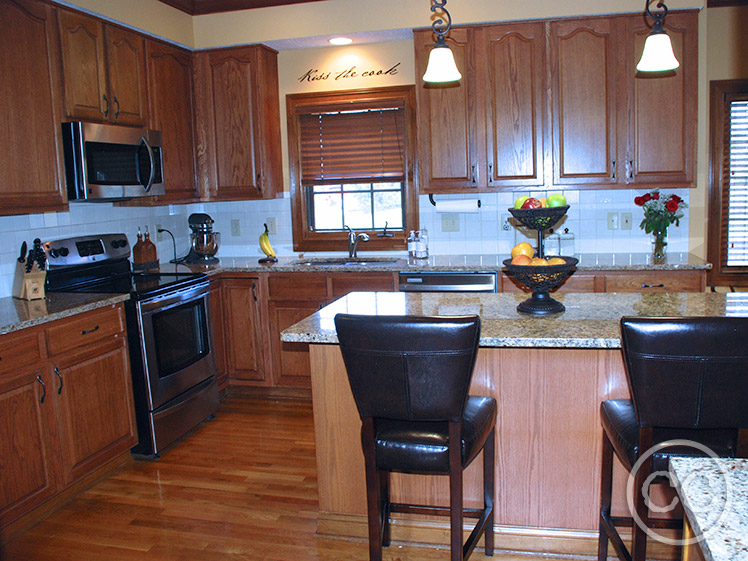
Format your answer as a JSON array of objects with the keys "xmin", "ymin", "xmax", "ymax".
[{"xmin": 344, "ymin": 226, "xmax": 369, "ymax": 258}]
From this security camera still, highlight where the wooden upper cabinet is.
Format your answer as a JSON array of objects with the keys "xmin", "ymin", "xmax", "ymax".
[
  {"xmin": 414, "ymin": 28, "xmax": 482, "ymax": 192},
  {"xmin": 58, "ymin": 9, "xmax": 148, "ymax": 126},
  {"xmin": 194, "ymin": 45, "xmax": 283, "ymax": 201},
  {"xmin": 144, "ymin": 40, "xmax": 199, "ymax": 203},
  {"xmin": 0, "ymin": 0, "xmax": 67, "ymax": 215},
  {"xmin": 550, "ymin": 18, "xmax": 618, "ymax": 186},
  {"xmin": 622, "ymin": 11, "xmax": 697, "ymax": 187},
  {"xmin": 482, "ymin": 22, "xmax": 547, "ymax": 187}
]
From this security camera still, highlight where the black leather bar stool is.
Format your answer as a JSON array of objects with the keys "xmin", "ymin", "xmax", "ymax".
[
  {"xmin": 598, "ymin": 316, "xmax": 748, "ymax": 561},
  {"xmin": 334, "ymin": 314, "xmax": 496, "ymax": 561}
]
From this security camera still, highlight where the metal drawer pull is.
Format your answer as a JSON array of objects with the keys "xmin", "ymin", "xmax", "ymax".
[
  {"xmin": 37, "ymin": 375, "xmax": 46, "ymax": 403},
  {"xmin": 641, "ymin": 283, "xmax": 665, "ymax": 288},
  {"xmin": 103, "ymin": 94, "xmax": 110, "ymax": 117},
  {"xmin": 611, "ymin": 159, "xmax": 616, "ymax": 181},
  {"xmin": 54, "ymin": 367, "xmax": 63, "ymax": 394},
  {"xmin": 81, "ymin": 325, "xmax": 100, "ymax": 335},
  {"xmin": 471, "ymin": 164, "xmax": 477, "ymax": 184},
  {"xmin": 113, "ymin": 97, "xmax": 120, "ymax": 119}
]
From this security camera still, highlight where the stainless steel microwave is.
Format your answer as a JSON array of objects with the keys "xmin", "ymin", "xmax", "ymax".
[{"xmin": 61, "ymin": 121, "xmax": 166, "ymax": 201}]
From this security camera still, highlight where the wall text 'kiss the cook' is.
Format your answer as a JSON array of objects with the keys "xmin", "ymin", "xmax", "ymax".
[{"xmin": 298, "ymin": 63, "xmax": 400, "ymax": 83}]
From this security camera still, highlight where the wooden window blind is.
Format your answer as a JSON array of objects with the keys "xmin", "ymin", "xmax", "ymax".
[{"xmin": 299, "ymin": 106, "xmax": 405, "ymax": 184}]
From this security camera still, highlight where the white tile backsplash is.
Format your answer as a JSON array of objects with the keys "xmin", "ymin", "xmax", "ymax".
[{"xmin": 0, "ymin": 187, "xmax": 691, "ymax": 298}]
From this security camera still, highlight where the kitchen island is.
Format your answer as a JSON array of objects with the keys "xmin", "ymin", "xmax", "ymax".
[{"xmin": 281, "ymin": 291, "xmax": 741, "ymax": 558}]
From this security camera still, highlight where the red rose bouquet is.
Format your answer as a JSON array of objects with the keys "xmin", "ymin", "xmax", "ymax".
[{"xmin": 634, "ymin": 190, "xmax": 687, "ymax": 235}]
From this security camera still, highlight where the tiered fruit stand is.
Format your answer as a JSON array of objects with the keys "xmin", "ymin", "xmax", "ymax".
[{"xmin": 503, "ymin": 205, "xmax": 577, "ymax": 315}]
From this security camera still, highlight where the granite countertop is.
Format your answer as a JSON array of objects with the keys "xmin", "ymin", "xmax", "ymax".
[
  {"xmin": 280, "ymin": 291, "xmax": 747, "ymax": 348},
  {"xmin": 0, "ymin": 293, "xmax": 130, "ymax": 336},
  {"xmin": 669, "ymin": 457, "xmax": 748, "ymax": 561},
  {"xmin": 180, "ymin": 252, "xmax": 710, "ymax": 274}
]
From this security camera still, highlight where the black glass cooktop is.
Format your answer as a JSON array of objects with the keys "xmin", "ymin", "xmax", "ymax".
[{"xmin": 60, "ymin": 272, "xmax": 207, "ymax": 300}]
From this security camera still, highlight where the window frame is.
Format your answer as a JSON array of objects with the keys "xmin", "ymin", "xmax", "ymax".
[
  {"xmin": 286, "ymin": 86, "xmax": 418, "ymax": 252},
  {"xmin": 707, "ymin": 79, "xmax": 748, "ymax": 286}
]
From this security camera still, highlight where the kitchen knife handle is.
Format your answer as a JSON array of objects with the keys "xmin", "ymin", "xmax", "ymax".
[
  {"xmin": 54, "ymin": 367, "xmax": 63, "ymax": 395},
  {"xmin": 37, "ymin": 375, "xmax": 46, "ymax": 404}
]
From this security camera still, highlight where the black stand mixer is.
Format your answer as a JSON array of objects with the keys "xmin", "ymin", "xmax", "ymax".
[{"xmin": 183, "ymin": 213, "xmax": 220, "ymax": 264}]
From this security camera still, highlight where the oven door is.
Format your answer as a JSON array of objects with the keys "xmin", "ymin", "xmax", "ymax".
[{"xmin": 136, "ymin": 282, "xmax": 216, "ymax": 410}]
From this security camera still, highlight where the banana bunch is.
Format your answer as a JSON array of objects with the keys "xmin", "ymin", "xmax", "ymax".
[{"xmin": 259, "ymin": 223, "xmax": 276, "ymax": 259}]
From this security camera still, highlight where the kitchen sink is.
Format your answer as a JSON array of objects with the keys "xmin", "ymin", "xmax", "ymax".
[{"xmin": 291, "ymin": 257, "xmax": 402, "ymax": 266}]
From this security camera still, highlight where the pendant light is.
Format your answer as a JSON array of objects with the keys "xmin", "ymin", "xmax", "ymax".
[
  {"xmin": 636, "ymin": 0, "xmax": 680, "ymax": 72},
  {"xmin": 422, "ymin": 0, "xmax": 461, "ymax": 83}
]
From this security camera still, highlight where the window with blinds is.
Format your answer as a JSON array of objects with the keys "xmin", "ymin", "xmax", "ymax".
[
  {"xmin": 707, "ymin": 80, "xmax": 748, "ymax": 285},
  {"xmin": 724, "ymin": 99, "xmax": 748, "ymax": 265},
  {"xmin": 300, "ymin": 107, "xmax": 405, "ymax": 231},
  {"xmin": 286, "ymin": 87, "xmax": 417, "ymax": 252}
]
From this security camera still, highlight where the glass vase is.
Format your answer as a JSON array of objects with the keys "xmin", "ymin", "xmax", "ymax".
[{"xmin": 652, "ymin": 229, "xmax": 667, "ymax": 263}]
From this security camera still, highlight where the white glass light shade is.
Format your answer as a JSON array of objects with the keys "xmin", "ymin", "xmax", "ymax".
[
  {"xmin": 636, "ymin": 32, "xmax": 680, "ymax": 72},
  {"xmin": 423, "ymin": 45, "xmax": 462, "ymax": 83}
]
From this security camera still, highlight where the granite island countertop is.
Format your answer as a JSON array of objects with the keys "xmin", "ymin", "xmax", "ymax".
[
  {"xmin": 281, "ymin": 291, "xmax": 747, "ymax": 348},
  {"xmin": 178, "ymin": 251, "xmax": 710, "ymax": 274},
  {"xmin": 669, "ymin": 457, "xmax": 748, "ymax": 561}
]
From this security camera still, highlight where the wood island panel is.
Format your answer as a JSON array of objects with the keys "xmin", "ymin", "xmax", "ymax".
[{"xmin": 309, "ymin": 342, "xmax": 670, "ymax": 556}]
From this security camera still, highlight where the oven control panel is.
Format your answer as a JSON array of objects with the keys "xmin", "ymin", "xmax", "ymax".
[{"xmin": 44, "ymin": 234, "xmax": 130, "ymax": 268}]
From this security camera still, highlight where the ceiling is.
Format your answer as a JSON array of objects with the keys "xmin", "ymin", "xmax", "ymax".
[{"xmin": 156, "ymin": 0, "xmax": 327, "ymax": 15}]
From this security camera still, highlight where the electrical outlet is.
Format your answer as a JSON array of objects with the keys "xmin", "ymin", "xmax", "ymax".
[
  {"xmin": 607, "ymin": 212, "xmax": 619, "ymax": 230},
  {"xmin": 231, "ymin": 219, "xmax": 241, "ymax": 237},
  {"xmin": 156, "ymin": 224, "xmax": 163, "ymax": 242},
  {"xmin": 266, "ymin": 217, "xmax": 277, "ymax": 235},
  {"xmin": 501, "ymin": 214, "xmax": 511, "ymax": 231},
  {"xmin": 621, "ymin": 212, "xmax": 633, "ymax": 230},
  {"xmin": 441, "ymin": 213, "xmax": 460, "ymax": 232}
]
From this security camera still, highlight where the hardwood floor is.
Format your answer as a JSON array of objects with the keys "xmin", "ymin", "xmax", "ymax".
[{"xmin": 2, "ymin": 395, "xmax": 586, "ymax": 561}]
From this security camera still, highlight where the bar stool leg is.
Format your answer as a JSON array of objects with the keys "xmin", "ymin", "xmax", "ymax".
[
  {"xmin": 362, "ymin": 419, "xmax": 383, "ymax": 561},
  {"xmin": 449, "ymin": 421, "xmax": 464, "ymax": 561},
  {"xmin": 484, "ymin": 428, "xmax": 495, "ymax": 556},
  {"xmin": 598, "ymin": 432, "xmax": 614, "ymax": 561}
]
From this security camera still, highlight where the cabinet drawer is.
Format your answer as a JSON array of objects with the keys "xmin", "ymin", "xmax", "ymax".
[
  {"xmin": 46, "ymin": 305, "xmax": 125, "ymax": 356},
  {"xmin": 603, "ymin": 271, "xmax": 703, "ymax": 293},
  {"xmin": 0, "ymin": 330, "xmax": 43, "ymax": 375},
  {"xmin": 330, "ymin": 273, "xmax": 395, "ymax": 299},
  {"xmin": 501, "ymin": 272, "xmax": 597, "ymax": 293},
  {"xmin": 268, "ymin": 273, "xmax": 328, "ymax": 301}
]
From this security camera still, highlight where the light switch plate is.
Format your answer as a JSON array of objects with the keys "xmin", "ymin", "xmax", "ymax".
[
  {"xmin": 441, "ymin": 213, "xmax": 460, "ymax": 232},
  {"xmin": 621, "ymin": 212, "xmax": 633, "ymax": 230},
  {"xmin": 607, "ymin": 212, "xmax": 619, "ymax": 230},
  {"xmin": 231, "ymin": 219, "xmax": 241, "ymax": 237},
  {"xmin": 266, "ymin": 217, "xmax": 277, "ymax": 235}
]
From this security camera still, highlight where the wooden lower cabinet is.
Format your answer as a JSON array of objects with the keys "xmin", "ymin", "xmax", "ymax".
[
  {"xmin": 221, "ymin": 277, "xmax": 266, "ymax": 384},
  {"xmin": 0, "ymin": 304, "xmax": 137, "ymax": 534},
  {"xmin": 502, "ymin": 269, "xmax": 705, "ymax": 293}
]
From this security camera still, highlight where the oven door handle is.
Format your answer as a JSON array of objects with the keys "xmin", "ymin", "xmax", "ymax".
[{"xmin": 138, "ymin": 283, "xmax": 210, "ymax": 314}]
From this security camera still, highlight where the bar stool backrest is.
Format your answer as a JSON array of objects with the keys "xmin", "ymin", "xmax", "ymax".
[
  {"xmin": 334, "ymin": 314, "xmax": 481, "ymax": 422},
  {"xmin": 620, "ymin": 316, "xmax": 748, "ymax": 430}
]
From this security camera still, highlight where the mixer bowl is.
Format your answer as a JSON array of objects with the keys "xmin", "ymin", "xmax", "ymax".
[{"xmin": 191, "ymin": 232, "xmax": 220, "ymax": 257}]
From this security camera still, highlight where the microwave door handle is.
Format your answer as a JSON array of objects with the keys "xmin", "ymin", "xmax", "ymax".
[{"xmin": 139, "ymin": 136, "xmax": 156, "ymax": 192}]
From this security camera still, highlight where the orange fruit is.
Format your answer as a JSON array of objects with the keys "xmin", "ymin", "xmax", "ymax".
[
  {"xmin": 529, "ymin": 257, "xmax": 548, "ymax": 266},
  {"xmin": 538, "ymin": 198, "xmax": 547, "ymax": 207},
  {"xmin": 547, "ymin": 257, "xmax": 566, "ymax": 265},
  {"xmin": 511, "ymin": 254, "xmax": 531, "ymax": 265},
  {"xmin": 510, "ymin": 242, "xmax": 534, "ymax": 259}
]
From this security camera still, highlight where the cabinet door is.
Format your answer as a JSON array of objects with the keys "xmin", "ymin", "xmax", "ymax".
[
  {"xmin": 0, "ymin": 367, "xmax": 58, "ymax": 527},
  {"xmin": 58, "ymin": 9, "xmax": 108, "ymax": 122},
  {"xmin": 195, "ymin": 47, "xmax": 263, "ymax": 200},
  {"xmin": 145, "ymin": 40, "xmax": 199, "ymax": 203},
  {"xmin": 329, "ymin": 273, "xmax": 395, "ymax": 299},
  {"xmin": 104, "ymin": 25, "xmax": 148, "ymax": 126},
  {"xmin": 551, "ymin": 18, "xmax": 618, "ymax": 186},
  {"xmin": 622, "ymin": 12, "xmax": 697, "ymax": 187},
  {"xmin": 53, "ymin": 338, "xmax": 136, "ymax": 483},
  {"xmin": 267, "ymin": 300, "xmax": 324, "ymax": 388},
  {"xmin": 483, "ymin": 22, "xmax": 547, "ymax": 187},
  {"xmin": 0, "ymin": 0, "xmax": 67, "ymax": 215},
  {"xmin": 414, "ymin": 28, "xmax": 484, "ymax": 192},
  {"xmin": 222, "ymin": 278, "xmax": 266, "ymax": 383}
]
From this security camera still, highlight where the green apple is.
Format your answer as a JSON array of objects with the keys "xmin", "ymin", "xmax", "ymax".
[
  {"xmin": 546, "ymin": 194, "xmax": 567, "ymax": 208},
  {"xmin": 514, "ymin": 196, "xmax": 530, "ymax": 209}
]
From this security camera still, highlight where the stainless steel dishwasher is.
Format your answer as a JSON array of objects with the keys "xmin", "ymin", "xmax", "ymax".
[{"xmin": 398, "ymin": 271, "xmax": 498, "ymax": 292}]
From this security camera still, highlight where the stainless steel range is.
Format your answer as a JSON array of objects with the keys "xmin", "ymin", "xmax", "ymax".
[{"xmin": 45, "ymin": 234, "xmax": 219, "ymax": 459}]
